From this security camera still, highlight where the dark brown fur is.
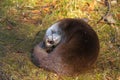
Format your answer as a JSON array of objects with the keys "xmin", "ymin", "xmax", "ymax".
[{"xmin": 31, "ymin": 18, "xmax": 100, "ymax": 76}]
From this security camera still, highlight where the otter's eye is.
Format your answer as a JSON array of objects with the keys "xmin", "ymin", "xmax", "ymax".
[
  {"xmin": 51, "ymin": 30, "xmax": 56, "ymax": 34},
  {"xmin": 57, "ymin": 31, "xmax": 61, "ymax": 35}
]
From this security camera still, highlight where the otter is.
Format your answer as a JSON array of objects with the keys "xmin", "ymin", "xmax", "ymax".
[{"xmin": 31, "ymin": 18, "xmax": 100, "ymax": 76}]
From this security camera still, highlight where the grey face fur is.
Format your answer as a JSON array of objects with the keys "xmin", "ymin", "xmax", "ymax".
[{"xmin": 45, "ymin": 22, "xmax": 62, "ymax": 48}]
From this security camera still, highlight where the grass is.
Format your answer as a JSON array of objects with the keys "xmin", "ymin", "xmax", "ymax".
[{"xmin": 0, "ymin": 0, "xmax": 120, "ymax": 80}]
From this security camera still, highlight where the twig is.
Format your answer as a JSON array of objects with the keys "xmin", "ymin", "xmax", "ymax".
[{"xmin": 97, "ymin": 0, "xmax": 111, "ymax": 24}]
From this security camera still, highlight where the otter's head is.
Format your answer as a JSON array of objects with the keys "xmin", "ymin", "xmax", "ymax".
[{"xmin": 45, "ymin": 22, "xmax": 62, "ymax": 49}]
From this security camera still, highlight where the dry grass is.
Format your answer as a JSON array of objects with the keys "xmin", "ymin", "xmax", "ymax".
[{"xmin": 0, "ymin": 0, "xmax": 120, "ymax": 80}]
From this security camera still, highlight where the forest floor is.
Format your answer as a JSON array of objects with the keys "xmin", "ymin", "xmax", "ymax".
[{"xmin": 0, "ymin": 0, "xmax": 120, "ymax": 80}]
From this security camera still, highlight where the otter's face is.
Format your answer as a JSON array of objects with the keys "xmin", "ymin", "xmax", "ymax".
[
  {"xmin": 45, "ymin": 33, "xmax": 61, "ymax": 47},
  {"xmin": 45, "ymin": 22, "xmax": 62, "ymax": 48}
]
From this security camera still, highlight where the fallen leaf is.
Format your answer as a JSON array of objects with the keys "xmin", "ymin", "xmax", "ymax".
[
  {"xmin": 31, "ymin": 10, "xmax": 40, "ymax": 14},
  {"xmin": 117, "ymin": 76, "xmax": 120, "ymax": 80},
  {"xmin": 7, "ymin": 26, "xmax": 13, "ymax": 30},
  {"xmin": 104, "ymin": 13, "xmax": 116, "ymax": 24},
  {"xmin": 105, "ymin": 76, "xmax": 112, "ymax": 80},
  {"xmin": 117, "ymin": 14, "xmax": 120, "ymax": 20},
  {"xmin": 111, "ymin": 0, "xmax": 117, "ymax": 6}
]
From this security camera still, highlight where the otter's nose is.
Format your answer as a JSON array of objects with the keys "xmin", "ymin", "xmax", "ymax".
[{"xmin": 48, "ymin": 40, "xmax": 54, "ymax": 44}]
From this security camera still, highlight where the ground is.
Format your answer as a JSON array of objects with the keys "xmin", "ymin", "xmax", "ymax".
[{"xmin": 0, "ymin": 0, "xmax": 120, "ymax": 80}]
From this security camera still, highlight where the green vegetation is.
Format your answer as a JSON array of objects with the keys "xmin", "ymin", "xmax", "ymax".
[{"xmin": 0, "ymin": 0, "xmax": 120, "ymax": 80}]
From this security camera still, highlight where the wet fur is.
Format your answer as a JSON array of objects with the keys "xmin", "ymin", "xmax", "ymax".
[{"xmin": 31, "ymin": 18, "xmax": 100, "ymax": 76}]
